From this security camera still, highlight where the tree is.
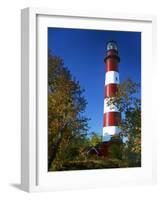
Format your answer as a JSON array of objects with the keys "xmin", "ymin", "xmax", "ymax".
[
  {"xmin": 48, "ymin": 51, "xmax": 89, "ymax": 171},
  {"xmin": 106, "ymin": 79, "xmax": 141, "ymax": 166},
  {"xmin": 89, "ymin": 132, "xmax": 102, "ymax": 147}
]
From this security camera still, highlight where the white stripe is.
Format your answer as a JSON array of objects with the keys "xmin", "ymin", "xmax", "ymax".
[
  {"xmin": 104, "ymin": 99, "xmax": 118, "ymax": 113},
  {"xmin": 103, "ymin": 126, "xmax": 120, "ymax": 136},
  {"xmin": 105, "ymin": 71, "xmax": 119, "ymax": 85}
]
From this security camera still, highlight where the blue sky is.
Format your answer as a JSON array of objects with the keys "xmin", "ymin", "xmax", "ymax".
[{"xmin": 48, "ymin": 28, "xmax": 141, "ymax": 136}]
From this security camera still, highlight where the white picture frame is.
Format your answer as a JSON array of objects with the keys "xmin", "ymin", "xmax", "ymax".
[{"xmin": 21, "ymin": 7, "xmax": 157, "ymax": 192}]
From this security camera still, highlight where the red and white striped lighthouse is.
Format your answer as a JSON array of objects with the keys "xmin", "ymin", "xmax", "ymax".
[{"xmin": 103, "ymin": 41, "xmax": 121, "ymax": 137}]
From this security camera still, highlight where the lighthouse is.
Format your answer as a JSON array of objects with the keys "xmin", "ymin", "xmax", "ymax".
[{"xmin": 103, "ymin": 41, "xmax": 121, "ymax": 138}]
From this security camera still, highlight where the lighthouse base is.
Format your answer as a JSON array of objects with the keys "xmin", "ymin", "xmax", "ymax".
[{"xmin": 99, "ymin": 136, "xmax": 123, "ymax": 158}]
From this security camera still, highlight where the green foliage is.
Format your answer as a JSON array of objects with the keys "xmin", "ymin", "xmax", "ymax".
[
  {"xmin": 106, "ymin": 78, "xmax": 141, "ymax": 167},
  {"xmin": 48, "ymin": 51, "xmax": 89, "ymax": 171},
  {"xmin": 108, "ymin": 143, "xmax": 122, "ymax": 160},
  {"xmin": 89, "ymin": 132, "xmax": 102, "ymax": 147},
  {"xmin": 50, "ymin": 158, "xmax": 131, "ymax": 171}
]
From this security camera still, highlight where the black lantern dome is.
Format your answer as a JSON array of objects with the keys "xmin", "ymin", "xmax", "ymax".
[
  {"xmin": 104, "ymin": 40, "xmax": 120, "ymax": 63},
  {"xmin": 106, "ymin": 40, "xmax": 118, "ymax": 51}
]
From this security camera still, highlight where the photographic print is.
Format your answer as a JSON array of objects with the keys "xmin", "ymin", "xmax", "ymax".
[{"xmin": 48, "ymin": 28, "xmax": 141, "ymax": 172}]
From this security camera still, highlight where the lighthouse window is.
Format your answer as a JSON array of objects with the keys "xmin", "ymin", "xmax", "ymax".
[{"xmin": 116, "ymin": 77, "xmax": 118, "ymax": 81}]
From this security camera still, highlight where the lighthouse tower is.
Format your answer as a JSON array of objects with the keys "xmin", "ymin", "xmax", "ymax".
[{"xmin": 103, "ymin": 41, "xmax": 121, "ymax": 138}]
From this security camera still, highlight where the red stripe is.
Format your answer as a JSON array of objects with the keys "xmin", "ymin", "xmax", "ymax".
[
  {"xmin": 106, "ymin": 58, "xmax": 118, "ymax": 72},
  {"xmin": 103, "ymin": 112, "xmax": 121, "ymax": 126},
  {"xmin": 104, "ymin": 84, "xmax": 118, "ymax": 98}
]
